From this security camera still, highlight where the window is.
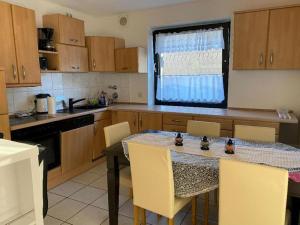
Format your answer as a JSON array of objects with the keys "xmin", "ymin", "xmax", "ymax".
[{"xmin": 153, "ymin": 22, "xmax": 230, "ymax": 108}]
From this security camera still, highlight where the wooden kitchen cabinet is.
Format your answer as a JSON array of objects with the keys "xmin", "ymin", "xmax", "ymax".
[
  {"xmin": 43, "ymin": 14, "xmax": 85, "ymax": 47},
  {"xmin": 61, "ymin": 125, "xmax": 93, "ymax": 175},
  {"xmin": 0, "ymin": 2, "xmax": 40, "ymax": 86},
  {"xmin": 138, "ymin": 112, "xmax": 162, "ymax": 132},
  {"xmin": 233, "ymin": 5, "xmax": 300, "ymax": 70},
  {"xmin": 52, "ymin": 44, "xmax": 88, "ymax": 72},
  {"xmin": 267, "ymin": 7, "xmax": 300, "ymax": 69},
  {"xmin": 0, "ymin": 115, "xmax": 10, "ymax": 140},
  {"xmin": 112, "ymin": 111, "xmax": 139, "ymax": 133},
  {"xmin": 86, "ymin": 37, "xmax": 125, "ymax": 72},
  {"xmin": 0, "ymin": 69, "xmax": 8, "ymax": 114},
  {"xmin": 0, "ymin": 2, "xmax": 18, "ymax": 84},
  {"xmin": 115, "ymin": 47, "xmax": 147, "ymax": 73},
  {"xmin": 233, "ymin": 10, "xmax": 269, "ymax": 69}
]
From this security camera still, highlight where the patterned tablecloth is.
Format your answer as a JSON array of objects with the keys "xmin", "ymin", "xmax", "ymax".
[{"xmin": 122, "ymin": 132, "xmax": 300, "ymax": 198}]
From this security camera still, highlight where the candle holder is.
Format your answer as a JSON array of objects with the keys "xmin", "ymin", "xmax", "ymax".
[
  {"xmin": 225, "ymin": 138, "xmax": 235, "ymax": 154},
  {"xmin": 201, "ymin": 136, "xmax": 210, "ymax": 150}
]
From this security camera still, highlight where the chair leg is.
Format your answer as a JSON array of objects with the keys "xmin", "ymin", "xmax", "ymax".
[
  {"xmin": 203, "ymin": 193, "xmax": 209, "ymax": 225},
  {"xmin": 140, "ymin": 208, "xmax": 146, "ymax": 225},
  {"xmin": 168, "ymin": 218, "xmax": 174, "ymax": 225},
  {"xmin": 192, "ymin": 196, "xmax": 198, "ymax": 225},
  {"xmin": 134, "ymin": 205, "xmax": 139, "ymax": 225}
]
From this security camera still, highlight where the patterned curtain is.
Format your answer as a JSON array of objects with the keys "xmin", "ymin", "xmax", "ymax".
[{"xmin": 155, "ymin": 28, "xmax": 225, "ymax": 103}]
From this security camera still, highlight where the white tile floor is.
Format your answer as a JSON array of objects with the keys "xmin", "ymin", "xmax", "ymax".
[{"xmin": 45, "ymin": 160, "xmax": 218, "ymax": 225}]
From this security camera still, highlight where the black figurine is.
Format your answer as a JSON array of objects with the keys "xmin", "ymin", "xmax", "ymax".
[
  {"xmin": 201, "ymin": 136, "xmax": 210, "ymax": 150},
  {"xmin": 175, "ymin": 132, "xmax": 183, "ymax": 146}
]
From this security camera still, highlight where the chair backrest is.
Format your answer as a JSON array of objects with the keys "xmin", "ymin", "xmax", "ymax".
[
  {"xmin": 234, "ymin": 125, "xmax": 276, "ymax": 142},
  {"xmin": 187, "ymin": 120, "xmax": 221, "ymax": 137},
  {"xmin": 219, "ymin": 159, "xmax": 288, "ymax": 225},
  {"xmin": 104, "ymin": 122, "xmax": 131, "ymax": 147},
  {"xmin": 128, "ymin": 141, "xmax": 175, "ymax": 218}
]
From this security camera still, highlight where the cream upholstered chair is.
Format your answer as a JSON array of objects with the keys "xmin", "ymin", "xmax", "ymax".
[
  {"xmin": 187, "ymin": 120, "xmax": 221, "ymax": 137},
  {"xmin": 128, "ymin": 142, "xmax": 197, "ymax": 225},
  {"xmin": 187, "ymin": 119, "xmax": 221, "ymax": 224},
  {"xmin": 234, "ymin": 125, "xmax": 276, "ymax": 142},
  {"xmin": 104, "ymin": 122, "xmax": 132, "ymax": 189},
  {"xmin": 219, "ymin": 159, "xmax": 289, "ymax": 225}
]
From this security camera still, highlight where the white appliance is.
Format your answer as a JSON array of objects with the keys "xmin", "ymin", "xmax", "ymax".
[{"xmin": 35, "ymin": 94, "xmax": 50, "ymax": 114}]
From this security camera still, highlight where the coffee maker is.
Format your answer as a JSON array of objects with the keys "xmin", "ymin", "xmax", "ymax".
[{"xmin": 38, "ymin": 28, "xmax": 55, "ymax": 51}]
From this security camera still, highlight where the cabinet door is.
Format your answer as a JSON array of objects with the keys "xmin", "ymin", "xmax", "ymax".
[
  {"xmin": 59, "ymin": 15, "xmax": 85, "ymax": 46},
  {"xmin": 0, "ymin": 2, "xmax": 18, "ymax": 84},
  {"xmin": 0, "ymin": 70, "xmax": 8, "ymax": 114},
  {"xmin": 112, "ymin": 111, "xmax": 139, "ymax": 133},
  {"xmin": 139, "ymin": 112, "xmax": 162, "ymax": 132},
  {"xmin": 115, "ymin": 48, "xmax": 138, "ymax": 73},
  {"xmin": 93, "ymin": 119, "xmax": 111, "ymax": 160},
  {"xmin": 233, "ymin": 10, "xmax": 269, "ymax": 69},
  {"xmin": 57, "ymin": 44, "xmax": 88, "ymax": 72},
  {"xmin": 0, "ymin": 115, "xmax": 10, "ymax": 140},
  {"xmin": 61, "ymin": 125, "xmax": 93, "ymax": 174},
  {"xmin": 12, "ymin": 5, "xmax": 40, "ymax": 84},
  {"xmin": 86, "ymin": 37, "xmax": 116, "ymax": 72},
  {"xmin": 267, "ymin": 7, "xmax": 300, "ymax": 69}
]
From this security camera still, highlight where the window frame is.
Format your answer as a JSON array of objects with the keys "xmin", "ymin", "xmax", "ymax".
[{"xmin": 153, "ymin": 21, "xmax": 231, "ymax": 109}]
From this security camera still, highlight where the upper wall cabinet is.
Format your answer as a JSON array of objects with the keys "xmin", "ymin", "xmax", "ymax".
[
  {"xmin": 85, "ymin": 37, "xmax": 125, "ymax": 72},
  {"xmin": 0, "ymin": 2, "xmax": 40, "ymax": 86},
  {"xmin": 48, "ymin": 44, "xmax": 88, "ymax": 72},
  {"xmin": 233, "ymin": 10, "xmax": 269, "ymax": 69},
  {"xmin": 43, "ymin": 14, "xmax": 85, "ymax": 47},
  {"xmin": 115, "ymin": 47, "xmax": 147, "ymax": 73},
  {"xmin": 233, "ymin": 6, "xmax": 300, "ymax": 70},
  {"xmin": 267, "ymin": 7, "xmax": 300, "ymax": 69}
]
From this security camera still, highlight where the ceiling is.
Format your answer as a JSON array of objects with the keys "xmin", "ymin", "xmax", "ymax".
[{"xmin": 50, "ymin": 0, "xmax": 196, "ymax": 16}]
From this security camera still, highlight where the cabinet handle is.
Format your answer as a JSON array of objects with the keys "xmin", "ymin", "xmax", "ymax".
[
  {"xmin": 270, "ymin": 52, "xmax": 274, "ymax": 65},
  {"xmin": 12, "ymin": 64, "xmax": 17, "ymax": 80},
  {"xmin": 72, "ymin": 66, "xmax": 76, "ymax": 69},
  {"xmin": 172, "ymin": 119, "xmax": 181, "ymax": 123},
  {"xmin": 22, "ymin": 65, "xmax": 26, "ymax": 80},
  {"xmin": 93, "ymin": 59, "xmax": 96, "ymax": 69},
  {"xmin": 259, "ymin": 53, "xmax": 264, "ymax": 65},
  {"xmin": 77, "ymin": 66, "xmax": 80, "ymax": 70},
  {"xmin": 122, "ymin": 67, "xmax": 128, "ymax": 70},
  {"xmin": 70, "ymin": 38, "xmax": 74, "ymax": 42}
]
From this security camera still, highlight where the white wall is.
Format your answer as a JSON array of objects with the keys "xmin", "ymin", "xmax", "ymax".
[{"xmin": 85, "ymin": 0, "xmax": 300, "ymax": 115}]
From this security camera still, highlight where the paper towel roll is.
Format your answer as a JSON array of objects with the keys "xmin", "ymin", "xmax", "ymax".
[{"xmin": 47, "ymin": 97, "xmax": 56, "ymax": 115}]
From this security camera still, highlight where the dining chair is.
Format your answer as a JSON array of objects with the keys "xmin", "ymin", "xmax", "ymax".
[
  {"xmin": 187, "ymin": 119, "xmax": 221, "ymax": 224},
  {"xmin": 187, "ymin": 120, "xmax": 221, "ymax": 137},
  {"xmin": 104, "ymin": 122, "xmax": 132, "ymax": 191},
  {"xmin": 234, "ymin": 125, "xmax": 276, "ymax": 142},
  {"xmin": 128, "ymin": 141, "xmax": 197, "ymax": 225},
  {"xmin": 219, "ymin": 159, "xmax": 289, "ymax": 225}
]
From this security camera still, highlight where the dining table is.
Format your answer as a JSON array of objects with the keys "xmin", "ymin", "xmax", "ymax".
[{"xmin": 105, "ymin": 130, "xmax": 300, "ymax": 225}]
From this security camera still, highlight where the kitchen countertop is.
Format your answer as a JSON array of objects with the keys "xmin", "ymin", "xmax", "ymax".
[{"xmin": 10, "ymin": 104, "xmax": 298, "ymax": 131}]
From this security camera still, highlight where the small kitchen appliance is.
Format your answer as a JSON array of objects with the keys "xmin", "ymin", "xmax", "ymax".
[
  {"xmin": 35, "ymin": 94, "xmax": 51, "ymax": 114},
  {"xmin": 38, "ymin": 28, "xmax": 55, "ymax": 51},
  {"xmin": 39, "ymin": 57, "xmax": 48, "ymax": 70}
]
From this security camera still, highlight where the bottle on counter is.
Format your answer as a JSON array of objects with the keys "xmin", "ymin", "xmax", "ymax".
[
  {"xmin": 201, "ymin": 136, "xmax": 210, "ymax": 150},
  {"xmin": 225, "ymin": 138, "xmax": 235, "ymax": 154},
  {"xmin": 175, "ymin": 132, "xmax": 183, "ymax": 146}
]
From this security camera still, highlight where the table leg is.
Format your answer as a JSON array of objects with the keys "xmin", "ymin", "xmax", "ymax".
[
  {"xmin": 291, "ymin": 197, "xmax": 300, "ymax": 225},
  {"xmin": 107, "ymin": 156, "xmax": 120, "ymax": 225}
]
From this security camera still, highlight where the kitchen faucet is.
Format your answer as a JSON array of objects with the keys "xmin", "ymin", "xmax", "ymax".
[{"xmin": 68, "ymin": 98, "xmax": 86, "ymax": 112}]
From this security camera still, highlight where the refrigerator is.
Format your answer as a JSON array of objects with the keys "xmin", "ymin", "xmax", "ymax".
[{"xmin": 0, "ymin": 67, "xmax": 10, "ymax": 139}]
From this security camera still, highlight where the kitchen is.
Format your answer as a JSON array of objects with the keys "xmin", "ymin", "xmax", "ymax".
[{"xmin": 1, "ymin": 0, "xmax": 300, "ymax": 225}]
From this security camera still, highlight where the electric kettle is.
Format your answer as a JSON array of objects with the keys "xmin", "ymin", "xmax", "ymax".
[{"xmin": 35, "ymin": 94, "xmax": 51, "ymax": 114}]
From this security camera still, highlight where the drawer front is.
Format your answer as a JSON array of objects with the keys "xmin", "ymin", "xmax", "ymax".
[
  {"xmin": 163, "ymin": 124, "xmax": 187, "ymax": 133},
  {"xmin": 163, "ymin": 113, "xmax": 193, "ymax": 126},
  {"xmin": 221, "ymin": 130, "xmax": 233, "ymax": 138},
  {"xmin": 234, "ymin": 120, "xmax": 280, "ymax": 135},
  {"xmin": 94, "ymin": 111, "xmax": 111, "ymax": 121},
  {"xmin": 193, "ymin": 116, "xmax": 233, "ymax": 131}
]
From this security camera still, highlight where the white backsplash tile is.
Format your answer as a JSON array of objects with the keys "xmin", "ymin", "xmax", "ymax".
[{"xmin": 6, "ymin": 72, "xmax": 148, "ymax": 114}]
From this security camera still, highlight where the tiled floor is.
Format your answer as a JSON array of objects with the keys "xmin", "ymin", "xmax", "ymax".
[{"xmin": 45, "ymin": 160, "xmax": 218, "ymax": 225}]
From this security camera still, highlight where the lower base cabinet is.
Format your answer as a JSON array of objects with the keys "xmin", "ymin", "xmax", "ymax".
[
  {"xmin": 60, "ymin": 125, "xmax": 93, "ymax": 175},
  {"xmin": 93, "ymin": 119, "xmax": 111, "ymax": 159},
  {"xmin": 0, "ymin": 115, "xmax": 11, "ymax": 139}
]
